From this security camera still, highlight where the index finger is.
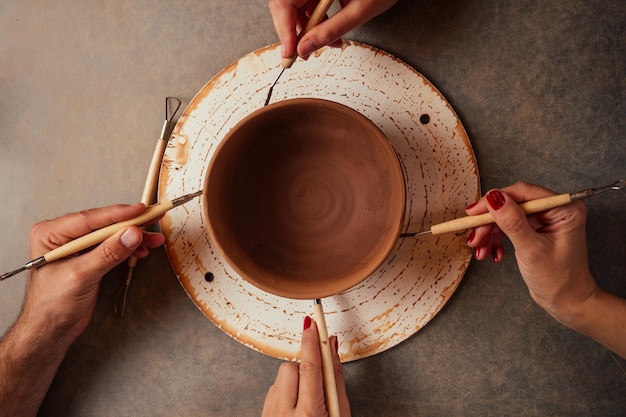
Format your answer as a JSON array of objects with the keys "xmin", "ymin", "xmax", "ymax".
[
  {"xmin": 297, "ymin": 318, "xmax": 325, "ymax": 411},
  {"xmin": 30, "ymin": 203, "xmax": 146, "ymax": 254},
  {"xmin": 466, "ymin": 181, "xmax": 556, "ymax": 216},
  {"xmin": 269, "ymin": 0, "xmax": 309, "ymax": 58}
]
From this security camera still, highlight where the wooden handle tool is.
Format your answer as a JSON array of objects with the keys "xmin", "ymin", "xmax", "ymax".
[
  {"xmin": 313, "ymin": 298, "xmax": 341, "ymax": 417},
  {"xmin": 402, "ymin": 179, "xmax": 625, "ymax": 237},
  {"xmin": 281, "ymin": 0, "xmax": 335, "ymax": 69},
  {"xmin": 115, "ymin": 96, "xmax": 182, "ymax": 316},
  {"xmin": 265, "ymin": 0, "xmax": 336, "ymax": 106},
  {"xmin": 1, "ymin": 191, "xmax": 202, "ymax": 281}
]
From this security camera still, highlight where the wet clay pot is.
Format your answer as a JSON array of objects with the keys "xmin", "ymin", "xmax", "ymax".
[{"xmin": 203, "ymin": 98, "xmax": 405, "ymax": 299}]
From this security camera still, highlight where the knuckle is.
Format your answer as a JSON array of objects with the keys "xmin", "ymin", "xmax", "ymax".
[
  {"xmin": 269, "ymin": 0, "xmax": 287, "ymax": 11},
  {"xmin": 278, "ymin": 362, "xmax": 297, "ymax": 374},
  {"xmin": 29, "ymin": 220, "xmax": 47, "ymax": 241},
  {"xmin": 100, "ymin": 241, "xmax": 127, "ymax": 264},
  {"xmin": 78, "ymin": 208, "xmax": 99, "ymax": 228},
  {"xmin": 30, "ymin": 220, "xmax": 64, "ymax": 249},
  {"xmin": 498, "ymin": 210, "xmax": 527, "ymax": 234},
  {"xmin": 298, "ymin": 360, "xmax": 320, "ymax": 377},
  {"xmin": 513, "ymin": 180, "xmax": 531, "ymax": 190}
]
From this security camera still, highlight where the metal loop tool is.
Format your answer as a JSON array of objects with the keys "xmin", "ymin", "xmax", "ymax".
[{"xmin": 113, "ymin": 96, "xmax": 182, "ymax": 317}]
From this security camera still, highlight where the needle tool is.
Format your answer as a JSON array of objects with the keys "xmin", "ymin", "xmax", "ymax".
[
  {"xmin": 1, "ymin": 191, "xmax": 202, "ymax": 281},
  {"xmin": 114, "ymin": 96, "xmax": 182, "ymax": 317},
  {"xmin": 401, "ymin": 179, "xmax": 625, "ymax": 238},
  {"xmin": 313, "ymin": 298, "xmax": 341, "ymax": 417},
  {"xmin": 264, "ymin": 0, "xmax": 335, "ymax": 106}
]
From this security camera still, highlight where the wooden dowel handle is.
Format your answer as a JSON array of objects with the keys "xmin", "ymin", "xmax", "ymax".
[
  {"xmin": 126, "ymin": 137, "xmax": 169, "ymax": 268},
  {"xmin": 431, "ymin": 193, "xmax": 572, "ymax": 235},
  {"xmin": 281, "ymin": 0, "xmax": 335, "ymax": 68},
  {"xmin": 140, "ymin": 138, "xmax": 168, "ymax": 205},
  {"xmin": 313, "ymin": 300, "xmax": 341, "ymax": 417},
  {"xmin": 44, "ymin": 201, "xmax": 174, "ymax": 263}
]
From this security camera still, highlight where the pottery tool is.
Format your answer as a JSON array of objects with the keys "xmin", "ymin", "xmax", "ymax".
[
  {"xmin": 401, "ymin": 179, "xmax": 626, "ymax": 238},
  {"xmin": 114, "ymin": 96, "xmax": 182, "ymax": 317},
  {"xmin": 265, "ymin": 0, "xmax": 335, "ymax": 106},
  {"xmin": 313, "ymin": 298, "xmax": 341, "ymax": 417},
  {"xmin": 0, "ymin": 191, "xmax": 202, "ymax": 281}
]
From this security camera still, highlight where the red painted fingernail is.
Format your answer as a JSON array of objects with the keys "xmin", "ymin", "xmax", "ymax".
[
  {"xmin": 486, "ymin": 190, "xmax": 505, "ymax": 210},
  {"xmin": 474, "ymin": 247, "xmax": 481, "ymax": 259},
  {"xmin": 334, "ymin": 337, "xmax": 339, "ymax": 352},
  {"xmin": 492, "ymin": 248, "xmax": 500, "ymax": 263},
  {"xmin": 467, "ymin": 230, "xmax": 476, "ymax": 244},
  {"xmin": 303, "ymin": 316, "xmax": 312, "ymax": 330},
  {"xmin": 465, "ymin": 201, "xmax": 478, "ymax": 210}
]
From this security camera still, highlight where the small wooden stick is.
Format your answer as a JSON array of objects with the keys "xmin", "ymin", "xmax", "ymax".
[
  {"xmin": 430, "ymin": 193, "xmax": 572, "ymax": 235},
  {"xmin": 115, "ymin": 137, "xmax": 169, "ymax": 315},
  {"xmin": 401, "ymin": 180, "xmax": 625, "ymax": 238},
  {"xmin": 313, "ymin": 298, "xmax": 341, "ymax": 417},
  {"xmin": 0, "ymin": 191, "xmax": 201, "ymax": 280},
  {"xmin": 115, "ymin": 97, "xmax": 181, "ymax": 316}
]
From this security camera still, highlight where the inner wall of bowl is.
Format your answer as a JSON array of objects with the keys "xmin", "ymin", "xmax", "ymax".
[{"xmin": 205, "ymin": 99, "xmax": 404, "ymax": 299}]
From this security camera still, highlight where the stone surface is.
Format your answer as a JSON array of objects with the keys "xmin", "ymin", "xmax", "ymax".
[{"xmin": 0, "ymin": 1, "xmax": 624, "ymax": 416}]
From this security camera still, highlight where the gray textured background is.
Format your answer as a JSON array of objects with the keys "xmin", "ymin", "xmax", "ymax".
[{"xmin": 1, "ymin": 1, "xmax": 624, "ymax": 416}]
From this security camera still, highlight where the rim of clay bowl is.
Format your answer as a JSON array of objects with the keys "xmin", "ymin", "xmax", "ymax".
[{"xmin": 203, "ymin": 98, "xmax": 405, "ymax": 299}]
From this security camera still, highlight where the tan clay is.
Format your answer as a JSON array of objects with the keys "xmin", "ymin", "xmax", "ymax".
[{"xmin": 204, "ymin": 98, "xmax": 405, "ymax": 299}]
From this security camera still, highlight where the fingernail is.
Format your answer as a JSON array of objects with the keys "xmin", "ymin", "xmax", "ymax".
[
  {"xmin": 334, "ymin": 337, "xmax": 339, "ymax": 352},
  {"xmin": 492, "ymin": 248, "xmax": 500, "ymax": 263},
  {"xmin": 303, "ymin": 315, "xmax": 312, "ymax": 330},
  {"xmin": 465, "ymin": 201, "xmax": 477, "ymax": 210},
  {"xmin": 486, "ymin": 190, "xmax": 505, "ymax": 210},
  {"xmin": 120, "ymin": 228, "xmax": 141, "ymax": 249},
  {"xmin": 474, "ymin": 247, "xmax": 481, "ymax": 259},
  {"xmin": 466, "ymin": 230, "xmax": 476, "ymax": 244}
]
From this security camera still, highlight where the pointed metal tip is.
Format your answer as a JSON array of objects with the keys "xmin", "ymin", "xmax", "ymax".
[
  {"xmin": 265, "ymin": 68, "xmax": 286, "ymax": 106},
  {"xmin": 400, "ymin": 230, "xmax": 432, "ymax": 238},
  {"xmin": 171, "ymin": 190, "xmax": 203, "ymax": 207},
  {"xmin": 1, "ymin": 266, "xmax": 26, "ymax": 281}
]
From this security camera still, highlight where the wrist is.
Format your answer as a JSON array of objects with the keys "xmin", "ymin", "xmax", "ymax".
[
  {"xmin": 18, "ymin": 304, "xmax": 78, "ymax": 352},
  {"xmin": 540, "ymin": 287, "xmax": 601, "ymax": 335},
  {"xmin": 0, "ymin": 312, "xmax": 74, "ymax": 417},
  {"xmin": 531, "ymin": 272, "xmax": 599, "ymax": 331}
]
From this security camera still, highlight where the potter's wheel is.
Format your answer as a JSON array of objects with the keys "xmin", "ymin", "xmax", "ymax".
[{"xmin": 158, "ymin": 41, "xmax": 479, "ymax": 362}]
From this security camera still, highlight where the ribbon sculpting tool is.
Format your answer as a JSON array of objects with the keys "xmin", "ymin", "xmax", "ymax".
[
  {"xmin": 401, "ymin": 179, "xmax": 625, "ymax": 238},
  {"xmin": 114, "ymin": 96, "xmax": 182, "ymax": 316},
  {"xmin": 265, "ymin": 0, "xmax": 335, "ymax": 106},
  {"xmin": 1, "ymin": 191, "xmax": 202, "ymax": 281},
  {"xmin": 313, "ymin": 298, "xmax": 341, "ymax": 417}
]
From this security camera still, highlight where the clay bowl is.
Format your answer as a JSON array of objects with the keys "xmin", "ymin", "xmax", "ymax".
[{"xmin": 203, "ymin": 98, "xmax": 405, "ymax": 299}]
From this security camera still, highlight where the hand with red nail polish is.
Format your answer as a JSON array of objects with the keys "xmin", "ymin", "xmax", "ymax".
[
  {"xmin": 262, "ymin": 316, "xmax": 351, "ymax": 416},
  {"xmin": 269, "ymin": 0, "xmax": 399, "ymax": 60},
  {"xmin": 465, "ymin": 181, "xmax": 626, "ymax": 358}
]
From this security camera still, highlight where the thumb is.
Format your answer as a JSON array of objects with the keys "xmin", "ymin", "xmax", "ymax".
[
  {"xmin": 77, "ymin": 226, "xmax": 143, "ymax": 278},
  {"xmin": 486, "ymin": 190, "xmax": 538, "ymax": 252}
]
